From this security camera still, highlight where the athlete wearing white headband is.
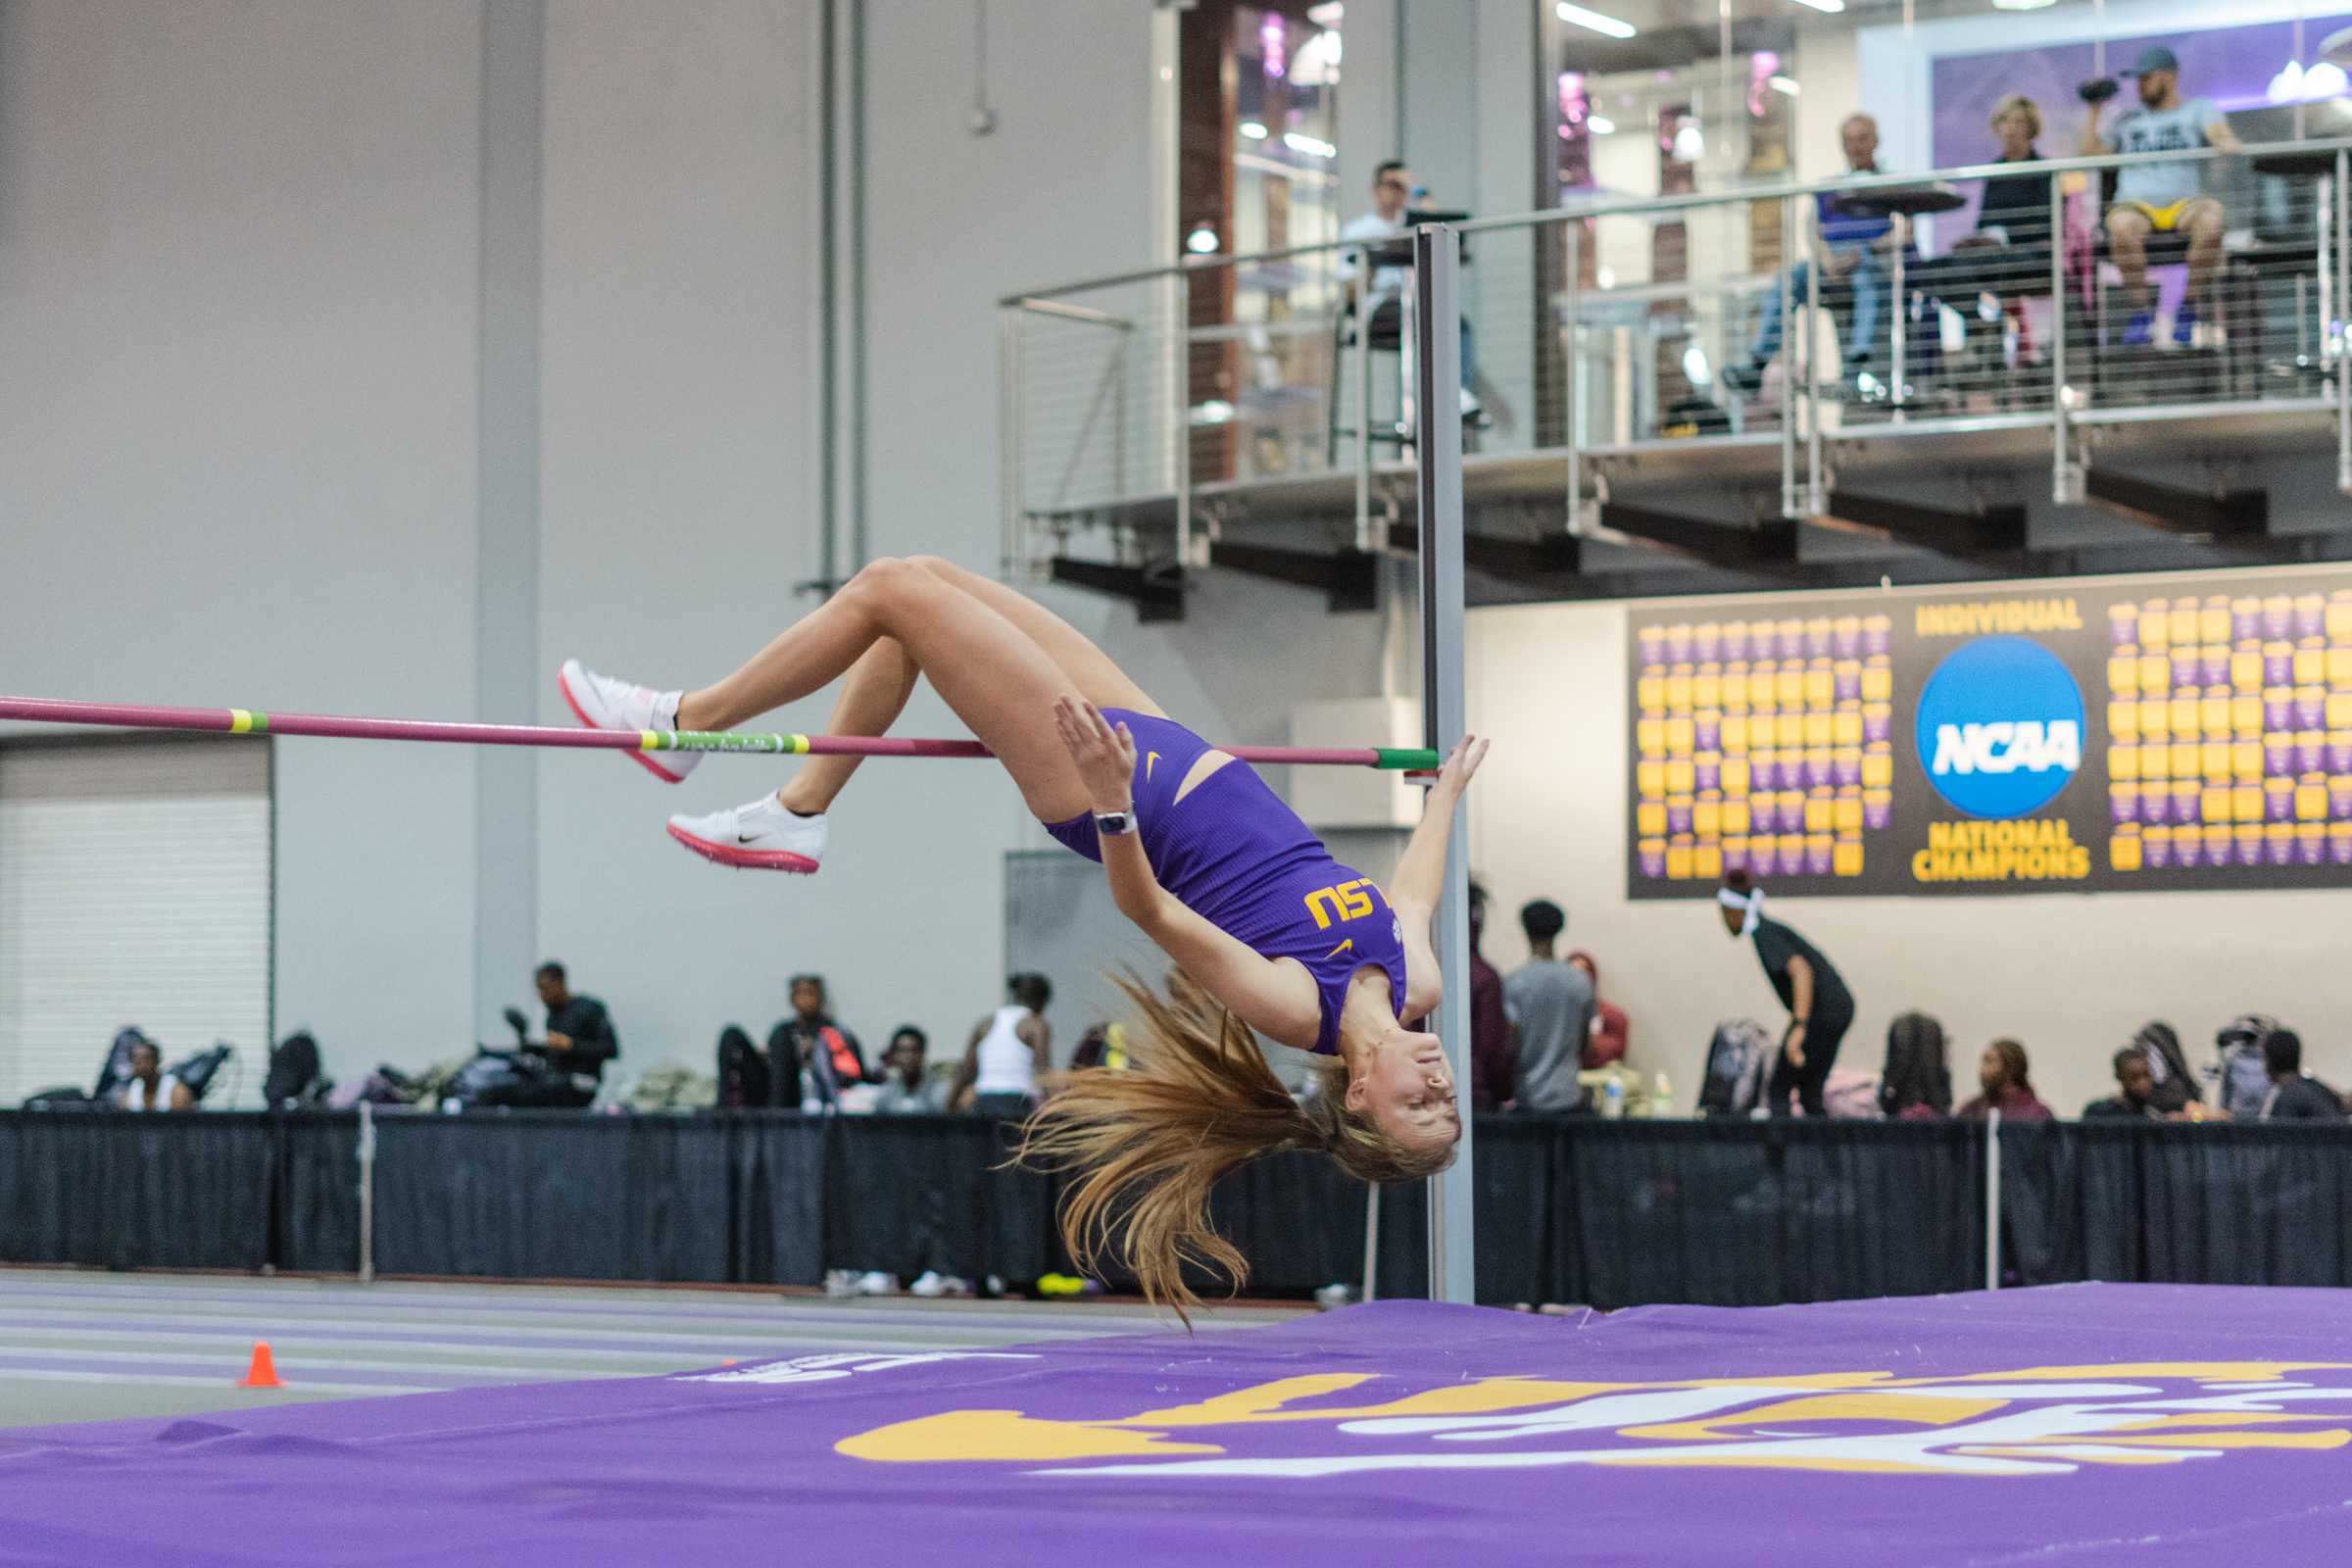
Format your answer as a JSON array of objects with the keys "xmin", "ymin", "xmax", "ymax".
[{"xmin": 1718, "ymin": 869, "xmax": 1853, "ymax": 1117}]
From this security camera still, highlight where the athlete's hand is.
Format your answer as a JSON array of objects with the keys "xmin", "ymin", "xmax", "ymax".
[
  {"xmin": 1054, "ymin": 696, "xmax": 1138, "ymax": 813},
  {"xmin": 1434, "ymin": 734, "xmax": 1489, "ymax": 799}
]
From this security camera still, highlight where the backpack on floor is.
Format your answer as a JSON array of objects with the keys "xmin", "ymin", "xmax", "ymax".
[
  {"xmin": 1697, "ymin": 1018, "xmax": 1775, "ymax": 1119},
  {"xmin": 2215, "ymin": 1014, "xmax": 2279, "ymax": 1120}
]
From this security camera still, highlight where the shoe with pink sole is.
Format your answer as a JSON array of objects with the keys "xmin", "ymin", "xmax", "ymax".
[{"xmin": 558, "ymin": 658, "xmax": 698, "ymax": 784}]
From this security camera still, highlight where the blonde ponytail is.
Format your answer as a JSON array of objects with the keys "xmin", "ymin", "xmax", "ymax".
[{"xmin": 1011, "ymin": 970, "xmax": 1454, "ymax": 1322}]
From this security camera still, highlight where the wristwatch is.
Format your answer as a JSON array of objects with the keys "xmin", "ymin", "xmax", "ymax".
[{"xmin": 1094, "ymin": 807, "xmax": 1137, "ymax": 836}]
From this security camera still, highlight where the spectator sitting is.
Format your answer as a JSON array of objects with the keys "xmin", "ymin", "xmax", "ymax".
[
  {"xmin": 2124, "ymin": 1019, "xmax": 2201, "ymax": 1113},
  {"xmin": 2082, "ymin": 1046, "xmax": 2166, "ymax": 1120},
  {"xmin": 1726, "ymin": 113, "xmax": 1906, "ymax": 392},
  {"xmin": 954, "ymin": 973, "xmax": 1052, "ymax": 1117},
  {"xmin": 1957, "ymin": 1038, "xmax": 2054, "ymax": 1122},
  {"xmin": 1565, "ymin": 949, "xmax": 1627, "ymax": 1068},
  {"xmin": 532, "ymin": 960, "xmax": 619, "ymax": 1107},
  {"xmin": 114, "ymin": 1037, "xmax": 192, "ymax": 1112},
  {"xmin": 1941, "ymin": 95, "xmax": 2051, "ymax": 354},
  {"xmin": 1069, "ymin": 1021, "xmax": 1130, "ymax": 1071},
  {"xmin": 770, "ymin": 973, "xmax": 876, "ymax": 1109},
  {"xmin": 871, "ymin": 1026, "xmax": 948, "ymax": 1114},
  {"xmin": 1338, "ymin": 159, "xmax": 1482, "ymax": 419},
  {"xmin": 2258, "ymin": 1029, "xmax": 2344, "ymax": 1122},
  {"xmin": 1504, "ymin": 896, "xmax": 1591, "ymax": 1112},
  {"xmin": 1466, "ymin": 883, "xmax": 1517, "ymax": 1111},
  {"xmin": 1878, "ymin": 1010, "xmax": 1953, "ymax": 1120},
  {"xmin": 2078, "ymin": 45, "xmax": 2243, "ymax": 347}
]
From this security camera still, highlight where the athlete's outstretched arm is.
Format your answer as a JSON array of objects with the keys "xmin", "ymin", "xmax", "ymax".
[
  {"xmin": 1388, "ymin": 736, "xmax": 1488, "ymax": 919},
  {"xmin": 1054, "ymin": 699, "xmax": 1321, "ymax": 1049}
]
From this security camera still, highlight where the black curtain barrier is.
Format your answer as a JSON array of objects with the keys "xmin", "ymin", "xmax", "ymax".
[{"xmin": 9, "ymin": 1113, "xmax": 2352, "ymax": 1307}]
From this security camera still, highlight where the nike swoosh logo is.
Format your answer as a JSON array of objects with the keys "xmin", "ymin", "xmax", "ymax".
[
  {"xmin": 1325, "ymin": 939, "xmax": 1353, "ymax": 958},
  {"xmin": 1147, "ymin": 751, "xmax": 1161, "ymax": 780},
  {"xmin": 737, "ymin": 834, "xmax": 761, "ymax": 845}
]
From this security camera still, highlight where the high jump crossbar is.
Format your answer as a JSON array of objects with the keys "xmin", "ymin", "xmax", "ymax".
[{"xmin": 0, "ymin": 696, "xmax": 1444, "ymax": 771}]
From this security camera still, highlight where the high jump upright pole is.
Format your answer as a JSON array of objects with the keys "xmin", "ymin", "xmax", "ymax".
[{"xmin": 1413, "ymin": 221, "xmax": 1477, "ymax": 1306}]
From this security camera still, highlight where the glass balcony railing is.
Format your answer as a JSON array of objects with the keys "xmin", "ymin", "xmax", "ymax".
[{"xmin": 999, "ymin": 134, "xmax": 2352, "ymax": 579}]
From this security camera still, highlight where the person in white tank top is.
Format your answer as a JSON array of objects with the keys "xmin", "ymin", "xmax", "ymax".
[{"xmin": 954, "ymin": 973, "xmax": 1054, "ymax": 1117}]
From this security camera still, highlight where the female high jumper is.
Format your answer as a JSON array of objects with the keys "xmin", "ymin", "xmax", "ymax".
[{"xmin": 559, "ymin": 554, "xmax": 1483, "ymax": 1311}]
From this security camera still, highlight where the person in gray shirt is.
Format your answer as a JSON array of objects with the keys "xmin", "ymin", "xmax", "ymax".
[
  {"xmin": 1503, "ymin": 899, "xmax": 1593, "ymax": 1112},
  {"xmin": 2078, "ymin": 45, "xmax": 2242, "ymax": 347}
]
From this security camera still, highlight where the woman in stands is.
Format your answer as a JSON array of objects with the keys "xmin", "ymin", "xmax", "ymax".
[{"xmin": 560, "ymin": 555, "xmax": 1479, "ymax": 1312}]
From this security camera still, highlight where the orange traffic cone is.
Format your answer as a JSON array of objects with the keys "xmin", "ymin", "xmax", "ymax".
[{"xmin": 237, "ymin": 1341, "xmax": 283, "ymax": 1389}]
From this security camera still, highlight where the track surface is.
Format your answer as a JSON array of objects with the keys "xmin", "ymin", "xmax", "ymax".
[{"xmin": 0, "ymin": 1268, "xmax": 1303, "ymax": 1428}]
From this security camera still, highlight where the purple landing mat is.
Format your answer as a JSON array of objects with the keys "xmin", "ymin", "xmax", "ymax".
[{"xmin": 5, "ymin": 1284, "xmax": 2352, "ymax": 1567}]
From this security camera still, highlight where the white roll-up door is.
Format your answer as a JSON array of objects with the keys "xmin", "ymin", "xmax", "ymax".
[{"xmin": 0, "ymin": 739, "xmax": 272, "ymax": 1107}]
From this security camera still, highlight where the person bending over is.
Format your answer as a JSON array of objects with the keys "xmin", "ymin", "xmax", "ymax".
[
  {"xmin": 954, "ymin": 973, "xmax": 1053, "ymax": 1117},
  {"xmin": 1717, "ymin": 869, "xmax": 1853, "ymax": 1117},
  {"xmin": 558, "ymin": 555, "xmax": 1480, "ymax": 1314}
]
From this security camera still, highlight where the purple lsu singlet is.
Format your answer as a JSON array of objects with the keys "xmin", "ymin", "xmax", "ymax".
[{"xmin": 1045, "ymin": 710, "xmax": 1411, "ymax": 1054}]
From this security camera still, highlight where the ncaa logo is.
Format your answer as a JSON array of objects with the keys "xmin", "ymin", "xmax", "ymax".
[{"xmin": 1914, "ymin": 635, "xmax": 2083, "ymax": 818}]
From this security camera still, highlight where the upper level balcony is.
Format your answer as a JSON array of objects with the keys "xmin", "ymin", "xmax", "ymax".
[{"xmin": 1001, "ymin": 137, "xmax": 2352, "ymax": 612}]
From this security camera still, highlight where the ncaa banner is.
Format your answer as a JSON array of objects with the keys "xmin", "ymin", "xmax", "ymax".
[{"xmin": 1625, "ymin": 568, "xmax": 2352, "ymax": 899}]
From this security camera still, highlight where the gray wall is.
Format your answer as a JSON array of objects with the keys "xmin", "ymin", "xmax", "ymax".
[
  {"xmin": 0, "ymin": 0, "xmax": 486, "ymax": 1071},
  {"xmin": 0, "ymin": 1, "xmax": 1416, "ymax": 1082}
]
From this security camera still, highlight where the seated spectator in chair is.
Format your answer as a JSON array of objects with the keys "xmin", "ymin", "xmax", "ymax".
[
  {"xmin": 1943, "ymin": 95, "xmax": 2052, "ymax": 352},
  {"xmin": 1878, "ymin": 1010, "xmax": 1953, "ymax": 1120},
  {"xmin": 1339, "ymin": 159, "xmax": 1483, "ymax": 420},
  {"xmin": 114, "ymin": 1037, "xmax": 192, "ymax": 1112},
  {"xmin": 871, "ymin": 1027, "xmax": 948, "ymax": 1114},
  {"xmin": 2078, "ymin": 46, "xmax": 2242, "ymax": 347},
  {"xmin": 2082, "ymin": 1046, "xmax": 2166, "ymax": 1120},
  {"xmin": 1565, "ymin": 949, "xmax": 1627, "ymax": 1068},
  {"xmin": 1505, "ymin": 896, "xmax": 1592, "ymax": 1112},
  {"xmin": 1727, "ymin": 114, "xmax": 1906, "ymax": 393},
  {"xmin": 1957, "ymin": 1037, "xmax": 2054, "ymax": 1122},
  {"xmin": 531, "ymin": 960, "xmax": 618, "ymax": 1106},
  {"xmin": 2124, "ymin": 1019, "xmax": 2201, "ymax": 1113},
  {"xmin": 771, "ymin": 973, "xmax": 876, "ymax": 1109},
  {"xmin": 953, "ymin": 972, "xmax": 1051, "ymax": 1117},
  {"xmin": 2257, "ymin": 1028, "xmax": 2345, "ymax": 1122}
]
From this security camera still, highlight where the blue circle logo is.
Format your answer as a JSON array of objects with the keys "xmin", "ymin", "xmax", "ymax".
[{"xmin": 1914, "ymin": 636, "xmax": 2084, "ymax": 818}]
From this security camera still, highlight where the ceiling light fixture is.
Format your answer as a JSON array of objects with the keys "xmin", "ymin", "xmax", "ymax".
[{"xmin": 1556, "ymin": 3, "xmax": 1638, "ymax": 41}]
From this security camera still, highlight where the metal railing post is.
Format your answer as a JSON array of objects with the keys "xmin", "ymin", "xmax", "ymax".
[
  {"xmin": 999, "ymin": 305, "xmax": 1022, "ymax": 579},
  {"xmin": 1412, "ymin": 222, "xmax": 1477, "ymax": 1307},
  {"xmin": 1805, "ymin": 203, "xmax": 1826, "ymax": 515},
  {"xmin": 1984, "ymin": 1105, "xmax": 2002, "ymax": 1293},
  {"xmin": 1361, "ymin": 1185, "xmax": 1381, "ymax": 1303},
  {"xmin": 1565, "ymin": 221, "xmax": 1584, "ymax": 531},
  {"xmin": 1354, "ymin": 253, "xmax": 1375, "ymax": 552},
  {"xmin": 1779, "ymin": 194, "xmax": 1798, "ymax": 518},
  {"xmin": 357, "ymin": 1101, "xmax": 376, "ymax": 1285},
  {"xmin": 1172, "ymin": 269, "xmax": 1194, "ymax": 564},
  {"xmin": 2050, "ymin": 172, "xmax": 2077, "ymax": 504},
  {"xmin": 2338, "ymin": 148, "xmax": 2351, "ymax": 494},
  {"xmin": 1889, "ymin": 212, "xmax": 1909, "ymax": 418}
]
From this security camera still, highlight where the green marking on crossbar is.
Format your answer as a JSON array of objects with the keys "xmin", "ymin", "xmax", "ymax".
[{"xmin": 1374, "ymin": 748, "xmax": 1444, "ymax": 771}]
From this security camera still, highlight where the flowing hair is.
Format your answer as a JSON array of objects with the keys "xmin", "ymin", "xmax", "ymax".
[{"xmin": 1012, "ymin": 969, "xmax": 1455, "ymax": 1323}]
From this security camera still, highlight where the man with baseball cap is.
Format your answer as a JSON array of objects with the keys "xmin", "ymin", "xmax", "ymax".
[{"xmin": 2078, "ymin": 45, "xmax": 2241, "ymax": 347}]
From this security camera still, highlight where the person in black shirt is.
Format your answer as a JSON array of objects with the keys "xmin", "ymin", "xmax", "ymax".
[
  {"xmin": 533, "ymin": 960, "xmax": 619, "ymax": 1105},
  {"xmin": 2258, "ymin": 1029, "xmax": 2345, "ymax": 1122},
  {"xmin": 1718, "ymin": 868, "xmax": 1853, "ymax": 1118},
  {"xmin": 2082, "ymin": 1046, "xmax": 2164, "ymax": 1120}
]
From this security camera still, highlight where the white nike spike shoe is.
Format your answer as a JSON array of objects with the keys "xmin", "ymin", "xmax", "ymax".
[
  {"xmin": 558, "ymin": 658, "xmax": 698, "ymax": 783},
  {"xmin": 667, "ymin": 792, "xmax": 825, "ymax": 873}
]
